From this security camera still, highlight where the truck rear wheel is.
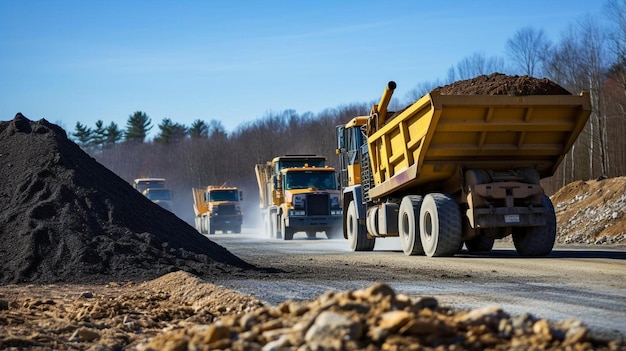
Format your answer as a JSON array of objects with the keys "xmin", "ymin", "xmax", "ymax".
[
  {"xmin": 306, "ymin": 231, "xmax": 316, "ymax": 239},
  {"xmin": 419, "ymin": 193, "xmax": 462, "ymax": 257},
  {"xmin": 195, "ymin": 217, "xmax": 203, "ymax": 234},
  {"xmin": 512, "ymin": 195, "xmax": 556, "ymax": 256},
  {"xmin": 347, "ymin": 200, "xmax": 374, "ymax": 251},
  {"xmin": 399, "ymin": 195, "xmax": 424, "ymax": 256},
  {"xmin": 267, "ymin": 210, "xmax": 279, "ymax": 239}
]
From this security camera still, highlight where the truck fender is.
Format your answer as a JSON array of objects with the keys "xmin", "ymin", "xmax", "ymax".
[{"xmin": 342, "ymin": 185, "xmax": 365, "ymax": 219}]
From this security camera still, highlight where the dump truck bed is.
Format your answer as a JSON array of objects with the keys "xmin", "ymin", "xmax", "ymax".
[
  {"xmin": 192, "ymin": 188, "xmax": 207, "ymax": 216},
  {"xmin": 367, "ymin": 91, "xmax": 592, "ymax": 199},
  {"xmin": 255, "ymin": 163, "xmax": 272, "ymax": 208}
]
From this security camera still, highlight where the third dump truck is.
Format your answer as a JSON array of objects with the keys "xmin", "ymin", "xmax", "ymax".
[
  {"xmin": 336, "ymin": 81, "xmax": 591, "ymax": 256},
  {"xmin": 192, "ymin": 185, "xmax": 243, "ymax": 234},
  {"xmin": 255, "ymin": 155, "xmax": 342, "ymax": 240}
]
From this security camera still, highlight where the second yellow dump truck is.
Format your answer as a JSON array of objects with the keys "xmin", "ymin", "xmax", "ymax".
[
  {"xmin": 336, "ymin": 81, "xmax": 591, "ymax": 256},
  {"xmin": 255, "ymin": 155, "xmax": 342, "ymax": 240},
  {"xmin": 192, "ymin": 185, "xmax": 243, "ymax": 234}
]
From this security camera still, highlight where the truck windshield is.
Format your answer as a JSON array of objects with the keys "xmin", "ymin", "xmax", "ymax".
[
  {"xmin": 208, "ymin": 190, "xmax": 239, "ymax": 202},
  {"xmin": 135, "ymin": 180, "xmax": 166, "ymax": 192},
  {"xmin": 145, "ymin": 189, "xmax": 171, "ymax": 200},
  {"xmin": 285, "ymin": 171, "xmax": 336, "ymax": 190}
]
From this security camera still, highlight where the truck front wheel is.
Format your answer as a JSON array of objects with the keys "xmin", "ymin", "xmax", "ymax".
[
  {"xmin": 281, "ymin": 215, "xmax": 294, "ymax": 240},
  {"xmin": 512, "ymin": 195, "xmax": 556, "ymax": 256},
  {"xmin": 399, "ymin": 195, "xmax": 424, "ymax": 256},
  {"xmin": 419, "ymin": 193, "xmax": 462, "ymax": 257},
  {"xmin": 347, "ymin": 200, "xmax": 375, "ymax": 251}
]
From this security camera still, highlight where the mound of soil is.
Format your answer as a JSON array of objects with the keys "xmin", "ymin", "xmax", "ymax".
[
  {"xmin": 436, "ymin": 72, "xmax": 572, "ymax": 95},
  {"xmin": 0, "ymin": 114, "xmax": 253, "ymax": 284},
  {"xmin": 0, "ymin": 271, "xmax": 266, "ymax": 350},
  {"xmin": 551, "ymin": 177, "xmax": 626, "ymax": 245}
]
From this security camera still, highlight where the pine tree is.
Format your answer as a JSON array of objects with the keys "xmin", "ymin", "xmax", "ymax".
[
  {"xmin": 105, "ymin": 122, "xmax": 123, "ymax": 149},
  {"xmin": 72, "ymin": 122, "xmax": 93, "ymax": 149},
  {"xmin": 92, "ymin": 120, "xmax": 106, "ymax": 151},
  {"xmin": 124, "ymin": 111, "xmax": 152, "ymax": 143},
  {"xmin": 189, "ymin": 119, "xmax": 209, "ymax": 139}
]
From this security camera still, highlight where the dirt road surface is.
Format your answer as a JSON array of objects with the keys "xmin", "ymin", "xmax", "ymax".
[{"xmin": 210, "ymin": 230, "xmax": 626, "ymax": 341}]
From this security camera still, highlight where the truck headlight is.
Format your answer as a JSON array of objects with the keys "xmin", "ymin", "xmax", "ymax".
[
  {"xmin": 331, "ymin": 210, "xmax": 342, "ymax": 215},
  {"xmin": 293, "ymin": 194, "xmax": 305, "ymax": 209},
  {"xmin": 330, "ymin": 195, "xmax": 340, "ymax": 208},
  {"xmin": 289, "ymin": 209, "xmax": 306, "ymax": 216}
]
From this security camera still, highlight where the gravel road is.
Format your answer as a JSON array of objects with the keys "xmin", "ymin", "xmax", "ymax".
[{"xmin": 210, "ymin": 228, "xmax": 626, "ymax": 342}]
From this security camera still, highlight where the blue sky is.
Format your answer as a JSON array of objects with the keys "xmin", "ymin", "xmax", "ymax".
[{"xmin": 0, "ymin": 1, "xmax": 608, "ymax": 137}]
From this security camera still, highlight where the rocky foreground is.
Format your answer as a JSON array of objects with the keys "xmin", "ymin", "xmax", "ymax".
[
  {"xmin": 2, "ymin": 271, "xmax": 624, "ymax": 351},
  {"xmin": 139, "ymin": 275, "xmax": 624, "ymax": 351}
]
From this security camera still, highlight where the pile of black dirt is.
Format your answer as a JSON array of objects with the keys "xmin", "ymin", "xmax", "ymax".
[
  {"xmin": 0, "ymin": 114, "xmax": 254, "ymax": 284},
  {"xmin": 436, "ymin": 72, "xmax": 572, "ymax": 95}
]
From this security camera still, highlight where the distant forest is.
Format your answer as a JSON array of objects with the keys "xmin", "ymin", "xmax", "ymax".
[{"xmin": 70, "ymin": 1, "xmax": 626, "ymax": 224}]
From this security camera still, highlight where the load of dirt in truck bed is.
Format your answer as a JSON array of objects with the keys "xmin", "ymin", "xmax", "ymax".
[
  {"xmin": 436, "ymin": 72, "xmax": 572, "ymax": 95},
  {"xmin": 0, "ymin": 113, "xmax": 254, "ymax": 285}
]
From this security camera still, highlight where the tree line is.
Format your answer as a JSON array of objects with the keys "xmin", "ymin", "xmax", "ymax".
[{"xmin": 72, "ymin": 0, "xmax": 626, "ymax": 223}]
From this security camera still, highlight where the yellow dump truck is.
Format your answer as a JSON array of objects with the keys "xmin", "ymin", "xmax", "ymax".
[
  {"xmin": 336, "ymin": 81, "xmax": 591, "ymax": 256},
  {"xmin": 255, "ymin": 155, "xmax": 342, "ymax": 240},
  {"xmin": 192, "ymin": 185, "xmax": 243, "ymax": 234}
]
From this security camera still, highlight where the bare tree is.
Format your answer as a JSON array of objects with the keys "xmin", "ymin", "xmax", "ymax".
[
  {"xmin": 544, "ymin": 15, "xmax": 610, "ymax": 180},
  {"xmin": 505, "ymin": 26, "xmax": 551, "ymax": 76},
  {"xmin": 404, "ymin": 79, "xmax": 447, "ymax": 102},
  {"xmin": 454, "ymin": 52, "xmax": 506, "ymax": 80}
]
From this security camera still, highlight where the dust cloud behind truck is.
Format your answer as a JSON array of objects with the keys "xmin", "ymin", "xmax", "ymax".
[
  {"xmin": 255, "ymin": 155, "xmax": 342, "ymax": 240},
  {"xmin": 192, "ymin": 185, "xmax": 243, "ymax": 234},
  {"xmin": 336, "ymin": 80, "xmax": 591, "ymax": 256}
]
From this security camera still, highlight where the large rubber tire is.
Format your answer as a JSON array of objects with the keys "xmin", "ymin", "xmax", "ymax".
[
  {"xmin": 419, "ymin": 193, "xmax": 462, "ymax": 257},
  {"xmin": 465, "ymin": 234, "xmax": 495, "ymax": 253},
  {"xmin": 398, "ymin": 195, "xmax": 424, "ymax": 256},
  {"xmin": 512, "ymin": 195, "xmax": 556, "ymax": 256},
  {"xmin": 195, "ymin": 217, "xmax": 203, "ymax": 234},
  {"xmin": 206, "ymin": 217, "xmax": 215, "ymax": 235},
  {"xmin": 347, "ymin": 201, "xmax": 375, "ymax": 251},
  {"xmin": 233, "ymin": 225, "xmax": 241, "ymax": 234},
  {"xmin": 281, "ymin": 215, "xmax": 294, "ymax": 241},
  {"xmin": 306, "ymin": 231, "xmax": 316, "ymax": 239},
  {"xmin": 268, "ymin": 211, "xmax": 280, "ymax": 239}
]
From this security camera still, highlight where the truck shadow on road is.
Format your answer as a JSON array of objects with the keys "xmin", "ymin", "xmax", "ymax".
[{"xmin": 459, "ymin": 249, "xmax": 626, "ymax": 260}]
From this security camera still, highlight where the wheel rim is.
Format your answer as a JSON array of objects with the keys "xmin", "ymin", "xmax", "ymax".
[
  {"xmin": 401, "ymin": 212, "xmax": 409, "ymax": 243},
  {"xmin": 423, "ymin": 211, "xmax": 433, "ymax": 241}
]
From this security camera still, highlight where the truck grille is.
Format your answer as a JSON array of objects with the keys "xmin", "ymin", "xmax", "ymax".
[
  {"xmin": 307, "ymin": 194, "xmax": 329, "ymax": 215},
  {"xmin": 216, "ymin": 204, "xmax": 238, "ymax": 215}
]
